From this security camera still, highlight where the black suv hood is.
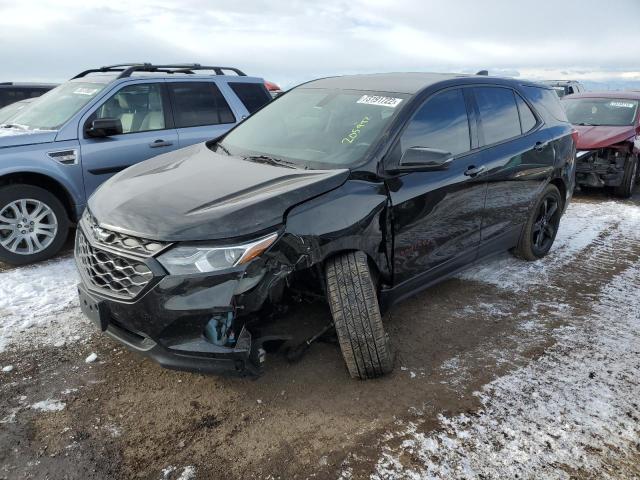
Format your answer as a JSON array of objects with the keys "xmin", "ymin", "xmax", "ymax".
[{"xmin": 88, "ymin": 143, "xmax": 349, "ymax": 242}]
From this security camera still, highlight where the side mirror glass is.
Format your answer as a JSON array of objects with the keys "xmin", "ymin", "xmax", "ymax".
[
  {"xmin": 86, "ymin": 118, "xmax": 123, "ymax": 138},
  {"xmin": 393, "ymin": 147, "xmax": 453, "ymax": 172}
]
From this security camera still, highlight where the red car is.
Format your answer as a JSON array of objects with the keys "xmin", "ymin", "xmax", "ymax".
[{"xmin": 561, "ymin": 92, "xmax": 640, "ymax": 197}]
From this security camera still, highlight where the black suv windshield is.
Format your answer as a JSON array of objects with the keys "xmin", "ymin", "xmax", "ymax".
[
  {"xmin": 561, "ymin": 97, "xmax": 639, "ymax": 126},
  {"xmin": 218, "ymin": 88, "xmax": 408, "ymax": 169},
  {"xmin": 4, "ymin": 81, "xmax": 107, "ymax": 130}
]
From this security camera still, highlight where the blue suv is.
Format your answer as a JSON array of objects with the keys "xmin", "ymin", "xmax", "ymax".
[{"xmin": 0, "ymin": 63, "xmax": 272, "ymax": 265}]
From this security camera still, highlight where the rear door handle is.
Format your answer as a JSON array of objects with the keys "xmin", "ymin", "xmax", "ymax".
[
  {"xmin": 149, "ymin": 139, "xmax": 173, "ymax": 148},
  {"xmin": 534, "ymin": 141, "xmax": 548, "ymax": 152},
  {"xmin": 464, "ymin": 165, "xmax": 486, "ymax": 177}
]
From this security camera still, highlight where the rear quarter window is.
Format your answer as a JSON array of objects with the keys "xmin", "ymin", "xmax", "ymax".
[
  {"xmin": 522, "ymin": 85, "xmax": 568, "ymax": 123},
  {"xmin": 229, "ymin": 82, "xmax": 271, "ymax": 114}
]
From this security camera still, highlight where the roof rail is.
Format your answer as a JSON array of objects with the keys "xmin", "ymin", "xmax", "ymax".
[{"xmin": 72, "ymin": 63, "xmax": 247, "ymax": 79}]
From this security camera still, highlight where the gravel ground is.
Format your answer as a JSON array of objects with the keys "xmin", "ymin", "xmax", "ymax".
[{"xmin": 0, "ymin": 188, "xmax": 639, "ymax": 480}]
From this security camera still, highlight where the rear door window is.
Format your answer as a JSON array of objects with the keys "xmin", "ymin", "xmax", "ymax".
[
  {"xmin": 515, "ymin": 94, "xmax": 538, "ymax": 133},
  {"xmin": 474, "ymin": 87, "xmax": 521, "ymax": 145},
  {"xmin": 168, "ymin": 82, "xmax": 235, "ymax": 128},
  {"xmin": 229, "ymin": 83, "xmax": 271, "ymax": 114},
  {"xmin": 400, "ymin": 88, "xmax": 471, "ymax": 156}
]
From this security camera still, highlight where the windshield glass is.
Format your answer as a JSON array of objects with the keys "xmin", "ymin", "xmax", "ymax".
[
  {"xmin": 4, "ymin": 81, "xmax": 107, "ymax": 130},
  {"xmin": 561, "ymin": 97, "xmax": 639, "ymax": 126},
  {"xmin": 0, "ymin": 100, "xmax": 32, "ymax": 124},
  {"xmin": 218, "ymin": 88, "xmax": 408, "ymax": 169}
]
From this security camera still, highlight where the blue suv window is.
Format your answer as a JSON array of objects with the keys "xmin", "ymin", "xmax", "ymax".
[
  {"xmin": 169, "ymin": 82, "xmax": 235, "ymax": 128},
  {"xmin": 229, "ymin": 83, "xmax": 271, "ymax": 113},
  {"xmin": 400, "ymin": 88, "xmax": 471, "ymax": 156},
  {"xmin": 94, "ymin": 83, "xmax": 166, "ymax": 134}
]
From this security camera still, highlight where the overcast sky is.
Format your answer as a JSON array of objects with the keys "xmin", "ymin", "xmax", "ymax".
[{"xmin": 2, "ymin": 0, "xmax": 640, "ymax": 89}]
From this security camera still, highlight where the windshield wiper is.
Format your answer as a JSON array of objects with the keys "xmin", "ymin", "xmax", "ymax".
[
  {"xmin": 576, "ymin": 122, "xmax": 597, "ymax": 126},
  {"xmin": 244, "ymin": 155, "xmax": 300, "ymax": 169},
  {"xmin": 0, "ymin": 123, "xmax": 28, "ymax": 130},
  {"xmin": 216, "ymin": 142, "xmax": 231, "ymax": 156}
]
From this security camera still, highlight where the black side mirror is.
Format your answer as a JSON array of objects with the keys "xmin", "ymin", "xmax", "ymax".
[
  {"xmin": 86, "ymin": 118, "xmax": 123, "ymax": 138},
  {"xmin": 390, "ymin": 147, "xmax": 453, "ymax": 173}
]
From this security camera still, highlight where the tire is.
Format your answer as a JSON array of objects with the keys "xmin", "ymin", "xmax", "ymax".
[
  {"xmin": 325, "ymin": 251, "xmax": 393, "ymax": 379},
  {"xmin": 613, "ymin": 155, "xmax": 638, "ymax": 198},
  {"xmin": 513, "ymin": 184, "xmax": 563, "ymax": 261},
  {"xmin": 0, "ymin": 184, "xmax": 69, "ymax": 266}
]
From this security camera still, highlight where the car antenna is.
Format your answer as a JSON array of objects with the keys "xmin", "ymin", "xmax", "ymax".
[{"xmin": 476, "ymin": 70, "xmax": 489, "ymax": 76}]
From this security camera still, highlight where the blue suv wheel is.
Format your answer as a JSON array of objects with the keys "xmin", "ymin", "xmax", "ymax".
[{"xmin": 0, "ymin": 184, "xmax": 69, "ymax": 265}]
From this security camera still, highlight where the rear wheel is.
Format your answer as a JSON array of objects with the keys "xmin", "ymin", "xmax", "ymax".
[
  {"xmin": 325, "ymin": 251, "xmax": 393, "ymax": 379},
  {"xmin": 513, "ymin": 184, "xmax": 562, "ymax": 261},
  {"xmin": 614, "ymin": 155, "xmax": 638, "ymax": 198},
  {"xmin": 0, "ymin": 184, "xmax": 69, "ymax": 265}
]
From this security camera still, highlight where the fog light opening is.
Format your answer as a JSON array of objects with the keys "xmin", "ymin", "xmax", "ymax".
[{"xmin": 204, "ymin": 312, "xmax": 237, "ymax": 347}]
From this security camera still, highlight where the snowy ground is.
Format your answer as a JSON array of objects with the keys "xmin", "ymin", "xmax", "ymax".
[
  {"xmin": 0, "ymin": 193, "xmax": 639, "ymax": 479},
  {"xmin": 0, "ymin": 256, "xmax": 89, "ymax": 353},
  {"xmin": 370, "ymin": 200, "xmax": 640, "ymax": 479}
]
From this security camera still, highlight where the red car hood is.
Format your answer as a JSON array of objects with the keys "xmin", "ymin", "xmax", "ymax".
[{"xmin": 574, "ymin": 125, "xmax": 636, "ymax": 150}]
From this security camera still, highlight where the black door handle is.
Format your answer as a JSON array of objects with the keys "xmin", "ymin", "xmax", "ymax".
[
  {"xmin": 534, "ymin": 141, "xmax": 548, "ymax": 152},
  {"xmin": 464, "ymin": 165, "xmax": 486, "ymax": 177},
  {"xmin": 149, "ymin": 139, "xmax": 173, "ymax": 148}
]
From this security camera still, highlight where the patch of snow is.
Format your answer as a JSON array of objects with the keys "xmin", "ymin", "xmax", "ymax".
[
  {"xmin": 85, "ymin": 352, "xmax": 97, "ymax": 363},
  {"xmin": 460, "ymin": 201, "xmax": 640, "ymax": 291},
  {"xmin": 374, "ymin": 262, "xmax": 640, "ymax": 479},
  {"xmin": 2, "ymin": 365, "xmax": 14, "ymax": 372},
  {"xmin": 30, "ymin": 399, "xmax": 66, "ymax": 412},
  {"xmin": 176, "ymin": 466, "xmax": 196, "ymax": 480},
  {"xmin": 161, "ymin": 466, "xmax": 176, "ymax": 479},
  {"xmin": 0, "ymin": 257, "xmax": 92, "ymax": 352}
]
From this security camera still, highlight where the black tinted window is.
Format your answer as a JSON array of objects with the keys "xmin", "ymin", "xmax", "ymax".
[
  {"xmin": 516, "ymin": 94, "xmax": 537, "ymax": 133},
  {"xmin": 522, "ymin": 86, "xmax": 568, "ymax": 122},
  {"xmin": 169, "ymin": 82, "xmax": 235, "ymax": 128},
  {"xmin": 400, "ymin": 88, "xmax": 470, "ymax": 156},
  {"xmin": 229, "ymin": 83, "xmax": 271, "ymax": 113},
  {"xmin": 475, "ymin": 87, "xmax": 521, "ymax": 145}
]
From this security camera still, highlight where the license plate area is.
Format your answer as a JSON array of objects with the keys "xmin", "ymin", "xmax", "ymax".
[{"xmin": 78, "ymin": 286, "xmax": 109, "ymax": 331}]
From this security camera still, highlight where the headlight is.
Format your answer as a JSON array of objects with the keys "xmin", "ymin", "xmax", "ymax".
[{"xmin": 157, "ymin": 232, "xmax": 278, "ymax": 275}]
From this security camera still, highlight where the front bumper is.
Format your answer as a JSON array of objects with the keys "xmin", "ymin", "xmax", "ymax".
[
  {"xmin": 74, "ymin": 221, "xmax": 269, "ymax": 376},
  {"xmin": 78, "ymin": 282, "xmax": 265, "ymax": 376},
  {"xmin": 575, "ymin": 150, "xmax": 626, "ymax": 188}
]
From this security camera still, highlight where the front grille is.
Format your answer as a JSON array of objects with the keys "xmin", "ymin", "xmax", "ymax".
[
  {"xmin": 82, "ymin": 210, "xmax": 168, "ymax": 257},
  {"xmin": 75, "ymin": 230, "xmax": 153, "ymax": 299}
]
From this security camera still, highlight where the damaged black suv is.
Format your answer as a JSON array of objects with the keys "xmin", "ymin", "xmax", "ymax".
[{"xmin": 75, "ymin": 73, "xmax": 576, "ymax": 379}]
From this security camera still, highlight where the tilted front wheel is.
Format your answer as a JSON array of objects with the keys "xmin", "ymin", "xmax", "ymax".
[
  {"xmin": 325, "ymin": 251, "xmax": 394, "ymax": 379},
  {"xmin": 614, "ymin": 155, "xmax": 638, "ymax": 198},
  {"xmin": 513, "ymin": 184, "xmax": 562, "ymax": 261},
  {"xmin": 0, "ymin": 184, "xmax": 69, "ymax": 266}
]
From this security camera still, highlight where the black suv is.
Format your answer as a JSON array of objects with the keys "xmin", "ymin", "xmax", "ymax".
[
  {"xmin": 75, "ymin": 73, "xmax": 576, "ymax": 379},
  {"xmin": 0, "ymin": 82, "xmax": 57, "ymax": 108}
]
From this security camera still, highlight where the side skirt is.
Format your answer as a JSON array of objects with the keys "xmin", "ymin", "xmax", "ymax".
[{"xmin": 379, "ymin": 224, "xmax": 523, "ymax": 313}]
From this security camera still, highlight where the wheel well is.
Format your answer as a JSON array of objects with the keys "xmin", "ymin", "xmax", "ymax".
[
  {"xmin": 0, "ymin": 173, "xmax": 75, "ymax": 221},
  {"xmin": 549, "ymin": 178, "xmax": 567, "ymax": 208}
]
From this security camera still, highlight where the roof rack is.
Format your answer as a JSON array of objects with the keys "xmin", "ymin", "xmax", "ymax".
[{"xmin": 72, "ymin": 63, "xmax": 247, "ymax": 79}]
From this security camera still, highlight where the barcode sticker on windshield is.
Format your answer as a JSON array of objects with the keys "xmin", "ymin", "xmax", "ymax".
[
  {"xmin": 357, "ymin": 95, "xmax": 403, "ymax": 108},
  {"xmin": 609, "ymin": 101, "xmax": 635, "ymax": 108},
  {"xmin": 73, "ymin": 87, "xmax": 99, "ymax": 96}
]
